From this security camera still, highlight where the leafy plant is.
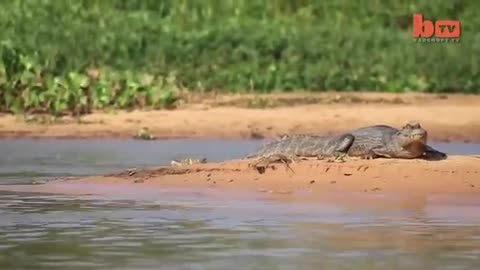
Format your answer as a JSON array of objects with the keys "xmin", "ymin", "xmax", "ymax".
[
  {"xmin": 0, "ymin": 0, "xmax": 479, "ymax": 116},
  {"xmin": 0, "ymin": 46, "xmax": 180, "ymax": 116}
]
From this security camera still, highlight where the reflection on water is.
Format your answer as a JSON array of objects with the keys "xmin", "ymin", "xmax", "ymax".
[
  {"xmin": 0, "ymin": 139, "xmax": 480, "ymax": 270},
  {"xmin": 1, "ymin": 191, "xmax": 480, "ymax": 270}
]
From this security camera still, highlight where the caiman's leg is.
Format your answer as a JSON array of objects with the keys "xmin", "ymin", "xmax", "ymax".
[
  {"xmin": 331, "ymin": 152, "xmax": 348, "ymax": 162},
  {"xmin": 332, "ymin": 134, "xmax": 355, "ymax": 162},
  {"xmin": 359, "ymin": 146, "xmax": 385, "ymax": 160},
  {"xmin": 318, "ymin": 151, "xmax": 349, "ymax": 163},
  {"xmin": 335, "ymin": 134, "xmax": 355, "ymax": 152},
  {"xmin": 424, "ymin": 145, "xmax": 448, "ymax": 160},
  {"xmin": 248, "ymin": 154, "xmax": 297, "ymax": 174},
  {"xmin": 317, "ymin": 134, "xmax": 355, "ymax": 163}
]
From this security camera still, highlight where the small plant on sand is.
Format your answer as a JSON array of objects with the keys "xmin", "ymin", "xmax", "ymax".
[{"xmin": 133, "ymin": 127, "xmax": 156, "ymax": 140}]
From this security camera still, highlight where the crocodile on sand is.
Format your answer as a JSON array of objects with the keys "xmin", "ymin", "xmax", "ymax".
[
  {"xmin": 345, "ymin": 122, "xmax": 446, "ymax": 160},
  {"xmin": 245, "ymin": 122, "xmax": 447, "ymax": 172}
]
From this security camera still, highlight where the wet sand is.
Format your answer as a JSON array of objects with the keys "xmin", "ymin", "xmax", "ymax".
[
  {"xmin": 1, "ymin": 92, "xmax": 480, "ymax": 142},
  {"xmin": 1, "ymin": 155, "xmax": 479, "ymax": 206}
]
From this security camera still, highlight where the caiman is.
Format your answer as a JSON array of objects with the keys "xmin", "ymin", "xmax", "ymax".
[
  {"xmin": 245, "ymin": 122, "xmax": 447, "ymax": 172},
  {"xmin": 346, "ymin": 122, "xmax": 447, "ymax": 160}
]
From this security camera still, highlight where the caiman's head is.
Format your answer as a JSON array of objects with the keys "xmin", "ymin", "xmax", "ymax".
[{"xmin": 396, "ymin": 122, "xmax": 428, "ymax": 147}]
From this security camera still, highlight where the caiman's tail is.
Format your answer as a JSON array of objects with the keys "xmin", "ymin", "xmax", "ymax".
[{"xmin": 242, "ymin": 153, "xmax": 259, "ymax": 160}]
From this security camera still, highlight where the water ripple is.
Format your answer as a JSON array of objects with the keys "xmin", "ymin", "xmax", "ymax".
[{"xmin": 0, "ymin": 139, "xmax": 480, "ymax": 269}]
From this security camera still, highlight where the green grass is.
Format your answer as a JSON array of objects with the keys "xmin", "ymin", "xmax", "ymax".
[{"xmin": 0, "ymin": 0, "xmax": 478, "ymax": 115}]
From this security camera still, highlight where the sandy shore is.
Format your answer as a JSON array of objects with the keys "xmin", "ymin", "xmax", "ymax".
[
  {"xmin": 2, "ymin": 155, "xmax": 479, "ymax": 201},
  {"xmin": 1, "ymin": 92, "xmax": 480, "ymax": 142}
]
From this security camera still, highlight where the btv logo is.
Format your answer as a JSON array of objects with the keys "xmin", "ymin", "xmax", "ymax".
[{"xmin": 413, "ymin": 14, "xmax": 461, "ymax": 43}]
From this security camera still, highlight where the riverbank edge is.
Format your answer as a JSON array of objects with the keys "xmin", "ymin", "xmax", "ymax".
[
  {"xmin": 1, "ymin": 92, "xmax": 479, "ymax": 142},
  {"xmin": 1, "ymin": 155, "xmax": 479, "ymax": 201}
]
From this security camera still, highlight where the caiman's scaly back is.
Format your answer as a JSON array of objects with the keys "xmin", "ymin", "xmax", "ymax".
[
  {"xmin": 246, "ymin": 133, "xmax": 355, "ymax": 159},
  {"xmin": 245, "ymin": 133, "xmax": 355, "ymax": 173}
]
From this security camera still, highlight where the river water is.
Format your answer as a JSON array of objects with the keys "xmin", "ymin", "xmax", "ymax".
[{"xmin": 0, "ymin": 139, "xmax": 480, "ymax": 270}]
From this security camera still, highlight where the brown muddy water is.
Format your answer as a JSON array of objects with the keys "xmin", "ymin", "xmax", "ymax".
[{"xmin": 0, "ymin": 139, "xmax": 480, "ymax": 270}]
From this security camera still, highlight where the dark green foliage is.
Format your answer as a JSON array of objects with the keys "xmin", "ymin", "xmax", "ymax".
[
  {"xmin": 0, "ymin": 0, "xmax": 478, "ymax": 114},
  {"xmin": 0, "ymin": 44, "xmax": 178, "ymax": 115}
]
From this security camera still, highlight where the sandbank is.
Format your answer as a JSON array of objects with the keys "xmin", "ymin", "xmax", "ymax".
[{"xmin": 1, "ymin": 156, "xmax": 479, "ymax": 204}]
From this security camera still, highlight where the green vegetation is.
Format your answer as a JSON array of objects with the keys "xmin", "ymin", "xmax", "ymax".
[{"xmin": 0, "ymin": 0, "xmax": 478, "ymax": 115}]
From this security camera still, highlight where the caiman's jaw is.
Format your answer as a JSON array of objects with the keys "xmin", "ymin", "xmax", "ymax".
[
  {"xmin": 408, "ymin": 132, "xmax": 427, "ymax": 144},
  {"xmin": 401, "ymin": 131, "xmax": 428, "ymax": 151},
  {"xmin": 397, "ymin": 128, "xmax": 428, "ymax": 150}
]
